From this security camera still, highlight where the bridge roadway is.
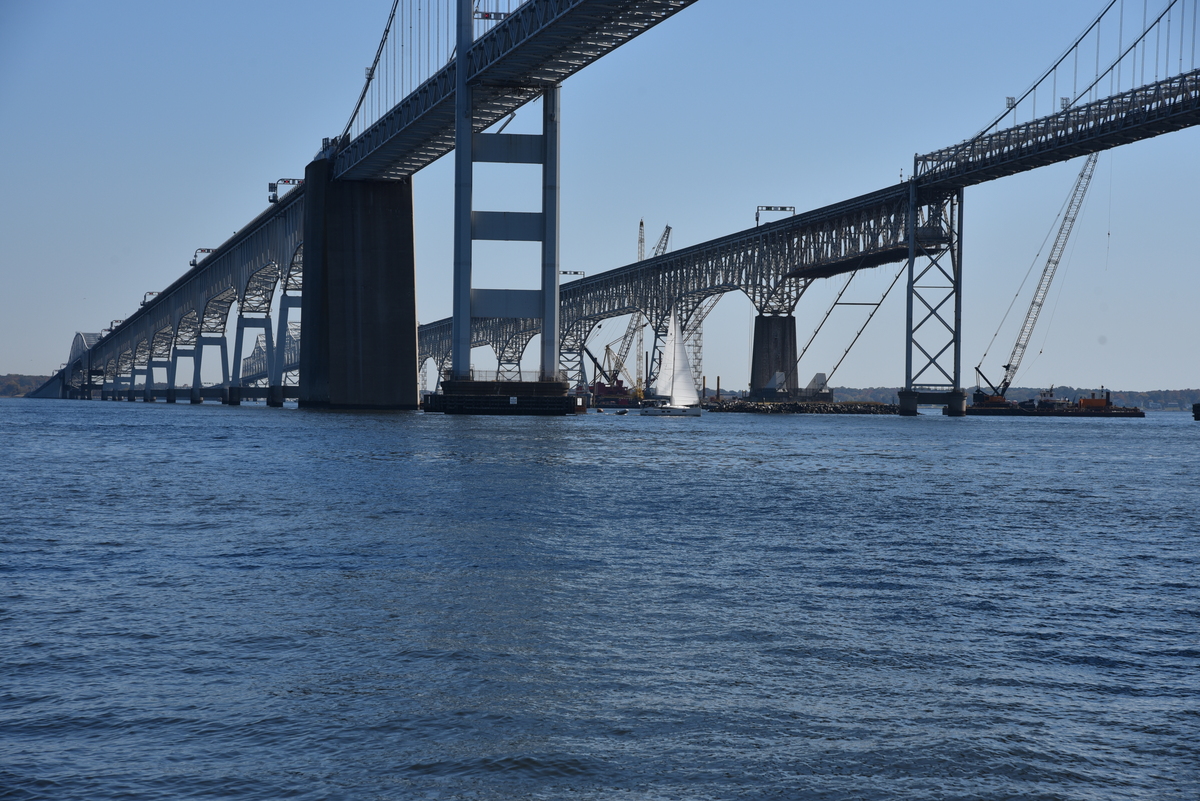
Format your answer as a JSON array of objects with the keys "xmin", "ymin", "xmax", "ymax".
[{"xmin": 37, "ymin": 6, "xmax": 1200, "ymax": 402}]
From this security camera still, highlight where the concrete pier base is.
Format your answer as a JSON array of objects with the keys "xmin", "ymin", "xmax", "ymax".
[
  {"xmin": 228, "ymin": 387, "xmax": 241, "ymax": 406},
  {"xmin": 749, "ymin": 315, "xmax": 798, "ymax": 400},
  {"xmin": 945, "ymin": 389, "xmax": 967, "ymax": 417},
  {"xmin": 898, "ymin": 389, "xmax": 968, "ymax": 417},
  {"xmin": 299, "ymin": 158, "xmax": 419, "ymax": 410}
]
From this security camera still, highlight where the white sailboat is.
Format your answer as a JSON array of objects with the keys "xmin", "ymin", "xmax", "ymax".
[{"xmin": 641, "ymin": 310, "xmax": 702, "ymax": 416}]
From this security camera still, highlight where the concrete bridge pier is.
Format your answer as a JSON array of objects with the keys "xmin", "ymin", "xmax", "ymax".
[
  {"xmin": 229, "ymin": 316, "xmax": 272, "ymax": 406},
  {"xmin": 166, "ymin": 347, "xmax": 191, "ymax": 404},
  {"xmin": 147, "ymin": 360, "xmax": 169, "ymax": 402},
  {"xmin": 749, "ymin": 315, "xmax": 799, "ymax": 399},
  {"xmin": 298, "ymin": 157, "xmax": 418, "ymax": 409},
  {"xmin": 268, "ymin": 294, "xmax": 300, "ymax": 407},
  {"xmin": 190, "ymin": 336, "xmax": 228, "ymax": 404}
]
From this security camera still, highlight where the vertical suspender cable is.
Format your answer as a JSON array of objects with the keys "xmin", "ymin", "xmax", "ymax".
[
  {"xmin": 1142, "ymin": 0, "xmax": 1147, "ymax": 84},
  {"xmin": 1118, "ymin": 0, "xmax": 1124, "ymax": 90},
  {"xmin": 1179, "ymin": 0, "xmax": 1185, "ymax": 70},
  {"xmin": 1185, "ymin": 0, "xmax": 1195, "ymax": 68},
  {"xmin": 1166, "ymin": 5, "xmax": 1172, "ymax": 75}
]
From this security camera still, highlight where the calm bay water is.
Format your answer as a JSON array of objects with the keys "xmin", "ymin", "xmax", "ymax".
[{"xmin": 1, "ymin": 397, "xmax": 1197, "ymax": 800}]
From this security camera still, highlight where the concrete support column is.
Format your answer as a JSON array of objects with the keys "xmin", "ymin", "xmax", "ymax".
[
  {"xmin": 217, "ymin": 338, "xmax": 230, "ymax": 404},
  {"xmin": 298, "ymin": 158, "xmax": 419, "ymax": 409},
  {"xmin": 540, "ymin": 85, "xmax": 561, "ymax": 379},
  {"xmin": 167, "ymin": 348, "xmax": 186, "ymax": 403},
  {"xmin": 190, "ymin": 344, "xmax": 204, "ymax": 404},
  {"xmin": 749, "ymin": 315, "xmax": 798, "ymax": 399},
  {"xmin": 451, "ymin": 0, "xmax": 474, "ymax": 380},
  {"xmin": 269, "ymin": 296, "xmax": 297, "ymax": 407},
  {"xmin": 946, "ymin": 388, "xmax": 967, "ymax": 416},
  {"xmin": 230, "ymin": 318, "xmax": 246, "ymax": 406}
]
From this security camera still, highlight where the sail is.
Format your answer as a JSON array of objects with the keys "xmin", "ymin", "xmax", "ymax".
[
  {"xmin": 655, "ymin": 312, "xmax": 676, "ymax": 400},
  {"xmin": 668, "ymin": 312, "xmax": 699, "ymax": 407}
]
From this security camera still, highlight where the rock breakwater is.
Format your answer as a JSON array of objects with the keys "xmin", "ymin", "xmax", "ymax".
[{"xmin": 710, "ymin": 400, "xmax": 899, "ymax": 415}]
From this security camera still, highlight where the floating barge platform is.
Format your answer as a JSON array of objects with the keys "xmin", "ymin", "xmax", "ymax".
[
  {"xmin": 966, "ymin": 388, "xmax": 1144, "ymax": 418},
  {"xmin": 423, "ymin": 380, "xmax": 584, "ymax": 415}
]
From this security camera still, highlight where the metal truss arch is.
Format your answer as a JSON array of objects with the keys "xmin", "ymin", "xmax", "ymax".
[
  {"xmin": 150, "ymin": 326, "xmax": 174, "ymax": 360},
  {"xmin": 282, "ymin": 244, "xmax": 303, "ymax": 294},
  {"xmin": 132, "ymin": 338, "xmax": 151, "ymax": 368},
  {"xmin": 201, "ymin": 287, "xmax": 238, "ymax": 335},
  {"xmin": 241, "ymin": 261, "xmax": 281, "ymax": 315},
  {"xmin": 176, "ymin": 310, "xmax": 201, "ymax": 347}
]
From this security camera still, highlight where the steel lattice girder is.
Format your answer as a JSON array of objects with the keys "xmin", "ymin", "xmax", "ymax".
[
  {"xmin": 241, "ymin": 324, "xmax": 301, "ymax": 384},
  {"xmin": 334, "ymin": 0, "xmax": 698, "ymax": 180},
  {"xmin": 415, "ymin": 183, "xmax": 923, "ymax": 367},
  {"xmin": 419, "ymin": 62, "xmax": 1200, "ymax": 371},
  {"xmin": 906, "ymin": 192, "xmax": 962, "ymax": 391},
  {"xmin": 917, "ymin": 69, "xmax": 1200, "ymax": 190}
]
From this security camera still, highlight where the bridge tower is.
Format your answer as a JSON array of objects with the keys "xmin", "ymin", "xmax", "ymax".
[
  {"xmin": 435, "ymin": 0, "xmax": 573, "ymax": 415},
  {"xmin": 898, "ymin": 185, "xmax": 965, "ymax": 416}
]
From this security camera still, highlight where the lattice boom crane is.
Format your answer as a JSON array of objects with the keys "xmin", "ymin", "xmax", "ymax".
[{"xmin": 979, "ymin": 152, "xmax": 1098, "ymax": 398}]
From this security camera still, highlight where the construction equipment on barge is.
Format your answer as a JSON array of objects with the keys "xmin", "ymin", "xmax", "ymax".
[
  {"xmin": 969, "ymin": 386, "xmax": 1143, "ymax": 417},
  {"xmin": 967, "ymin": 153, "xmax": 1142, "ymax": 419}
]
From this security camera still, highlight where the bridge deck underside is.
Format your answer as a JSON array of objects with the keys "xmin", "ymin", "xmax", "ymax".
[
  {"xmin": 785, "ymin": 245, "xmax": 910, "ymax": 281},
  {"xmin": 335, "ymin": 0, "xmax": 697, "ymax": 180},
  {"xmin": 919, "ymin": 69, "xmax": 1200, "ymax": 189}
]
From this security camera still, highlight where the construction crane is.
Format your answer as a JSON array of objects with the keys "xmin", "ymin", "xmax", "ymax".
[
  {"xmin": 619, "ymin": 221, "xmax": 672, "ymax": 393},
  {"xmin": 975, "ymin": 152, "xmax": 1098, "ymax": 404}
]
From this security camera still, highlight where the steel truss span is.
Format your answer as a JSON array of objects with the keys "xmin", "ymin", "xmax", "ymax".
[{"xmin": 416, "ymin": 67, "xmax": 1200, "ymax": 387}]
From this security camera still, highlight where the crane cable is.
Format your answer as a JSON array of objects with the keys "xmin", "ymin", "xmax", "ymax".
[{"xmin": 975, "ymin": 169, "xmax": 1078, "ymax": 373}]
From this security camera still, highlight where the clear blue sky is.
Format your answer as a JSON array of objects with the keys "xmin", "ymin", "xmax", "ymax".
[{"xmin": 1, "ymin": 1, "xmax": 1196, "ymax": 390}]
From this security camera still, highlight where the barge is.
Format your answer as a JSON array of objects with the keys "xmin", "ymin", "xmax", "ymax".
[{"xmin": 966, "ymin": 387, "xmax": 1144, "ymax": 418}]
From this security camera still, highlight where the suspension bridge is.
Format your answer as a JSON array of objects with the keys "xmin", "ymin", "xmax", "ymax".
[{"xmin": 32, "ymin": 0, "xmax": 1200, "ymax": 415}]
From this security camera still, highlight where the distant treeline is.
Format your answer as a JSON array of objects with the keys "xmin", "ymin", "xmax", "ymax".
[
  {"xmin": 1, "ymin": 375, "xmax": 52, "ymax": 397},
  {"xmin": 832, "ymin": 385, "xmax": 1200, "ymax": 409}
]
